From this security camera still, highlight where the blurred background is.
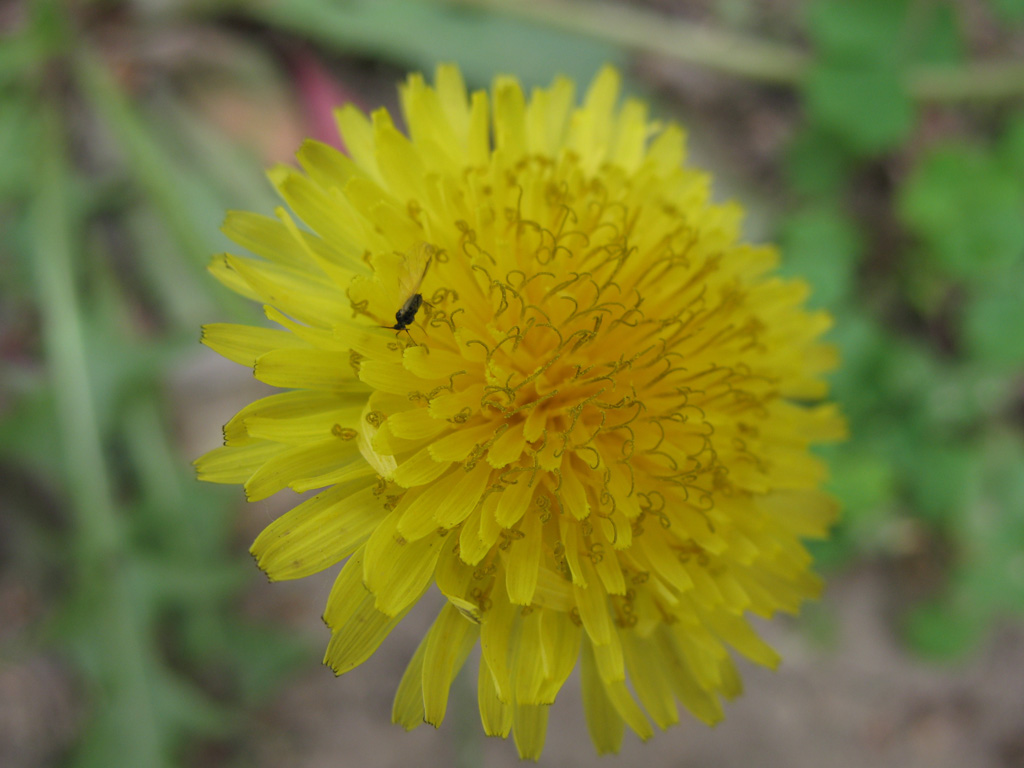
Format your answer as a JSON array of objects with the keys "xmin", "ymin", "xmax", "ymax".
[{"xmin": 3, "ymin": 1, "xmax": 1024, "ymax": 766}]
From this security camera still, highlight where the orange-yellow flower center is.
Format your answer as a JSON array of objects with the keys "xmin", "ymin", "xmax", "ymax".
[{"xmin": 350, "ymin": 150, "xmax": 800, "ymax": 615}]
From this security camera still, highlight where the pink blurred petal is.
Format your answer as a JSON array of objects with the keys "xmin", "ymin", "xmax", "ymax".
[{"xmin": 292, "ymin": 51, "xmax": 363, "ymax": 153}]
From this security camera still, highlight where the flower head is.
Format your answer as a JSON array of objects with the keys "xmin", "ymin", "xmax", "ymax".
[{"xmin": 196, "ymin": 65, "xmax": 844, "ymax": 759}]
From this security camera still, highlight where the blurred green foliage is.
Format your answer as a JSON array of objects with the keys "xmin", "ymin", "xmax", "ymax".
[
  {"xmin": 1, "ymin": 4, "xmax": 309, "ymax": 767},
  {"xmin": 790, "ymin": 0, "xmax": 1024, "ymax": 657},
  {"xmin": 2, "ymin": 0, "xmax": 1024, "ymax": 765}
]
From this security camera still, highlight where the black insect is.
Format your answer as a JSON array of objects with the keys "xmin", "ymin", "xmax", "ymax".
[
  {"xmin": 387, "ymin": 292, "xmax": 424, "ymax": 332},
  {"xmin": 382, "ymin": 243, "xmax": 433, "ymax": 333}
]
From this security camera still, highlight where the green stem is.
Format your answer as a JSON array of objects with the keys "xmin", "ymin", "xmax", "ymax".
[
  {"xmin": 31, "ymin": 104, "xmax": 167, "ymax": 768},
  {"xmin": 909, "ymin": 61, "xmax": 1024, "ymax": 103},
  {"xmin": 75, "ymin": 52, "xmax": 208, "ymax": 263},
  {"xmin": 449, "ymin": 0, "xmax": 804, "ymax": 85},
  {"xmin": 73, "ymin": 49, "xmax": 251, "ymax": 323},
  {"xmin": 443, "ymin": 0, "xmax": 1024, "ymax": 102},
  {"xmin": 31, "ymin": 112, "xmax": 121, "ymax": 564}
]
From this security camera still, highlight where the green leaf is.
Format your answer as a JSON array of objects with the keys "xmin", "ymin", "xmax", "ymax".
[
  {"xmin": 785, "ymin": 127, "xmax": 856, "ymax": 196},
  {"xmin": 227, "ymin": 624, "xmax": 315, "ymax": 704},
  {"xmin": 805, "ymin": 62, "xmax": 915, "ymax": 154},
  {"xmin": 963, "ymin": 269, "xmax": 1024, "ymax": 369},
  {"xmin": 137, "ymin": 556, "xmax": 249, "ymax": 607},
  {"xmin": 778, "ymin": 205, "xmax": 862, "ymax": 307},
  {"xmin": 824, "ymin": 446, "xmax": 896, "ymax": 519},
  {"xmin": 903, "ymin": 600, "xmax": 982, "ymax": 658},
  {"xmin": 248, "ymin": 0, "xmax": 625, "ymax": 90},
  {"xmin": 912, "ymin": 3, "xmax": 965, "ymax": 65},
  {"xmin": 917, "ymin": 364, "xmax": 1007, "ymax": 430},
  {"xmin": 903, "ymin": 441, "xmax": 978, "ymax": 524},
  {"xmin": 825, "ymin": 311, "xmax": 888, "ymax": 415},
  {"xmin": 0, "ymin": 32, "xmax": 41, "ymax": 91},
  {"xmin": 989, "ymin": 0, "xmax": 1024, "ymax": 23},
  {"xmin": 152, "ymin": 668, "xmax": 235, "ymax": 741},
  {"xmin": 898, "ymin": 144, "xmax": 1024, "ymax": 279},
  {"xmin": 0, "ymin": 382, "xmax": 62, "ymax": 477},
  {"xmin": 956, "ymin": 435, "xmax": 1024, "ymax": 613},
  {"xmin": 806, "ymin": 0, "xmax": 910, "ymax": 63},
  {"xmin": 998, "ymin": 110, "xmax": 1024, "ymax": 179},
  {"xmin": 877, "ymin": 337, "xmax": 942, "ymax": 403},
  {"xmin": 0, "ymin": 89, "xmax": 38, "ymax": 201}
]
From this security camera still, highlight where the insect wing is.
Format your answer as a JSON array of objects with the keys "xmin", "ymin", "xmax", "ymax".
[{"xmin": 397, "ymin": 242, "xmax": 434, "ymax": 298}]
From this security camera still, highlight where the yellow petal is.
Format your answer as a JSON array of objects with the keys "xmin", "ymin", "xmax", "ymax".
[
  {"xmin": 221, "ymin": 209, "xmax": 313, "ymax": 270},
  {"xmin": 269, "ymin": 165, "xmax": 371, "ymax": 257},
  {"xmin": 487, "ymin": 420, "xmax": 525, "ymax": 467},
  {"xmin": 558, "ymin": 518, "xmax": 587, "ymax": 587},
  {"xmin": 391, "ymin": 629, "xmax": 428, "ymax": 730},
  {"xmin": 428, "ymin": 422, "xmax": 496, "ymax": 463},
  {"xmin": 263, "ymin": 304, "xmax": 349, "ymax": 352},
  {"xmin": 513, "ymin": 609, "xmax": 546, "ymax": 705},
  {"xmin": 322, "ymin": 548, "xmax": 367, "ymax": 628},
  {"xmin": 321, "ymin": 549, "xmax": 413, "ymax": 675},
  {"xmin": 296, "ymin": 138, "xmax": 362, "ymax": 192},
  {"xmin": 593, "ymin": 549, "xmax": 626, "ymax": 596},
  {"xmin": 222, "ymin": 253, "xmax": 348, "ymax": 328},
  {"xmin": 569, "ymin": 65, "xmax": 619, "ymax": 170},
  {"xmin": 658, "ymin": 627, "xmax": 725, "ymax": 725},
  {"xmin": 402, "ymin": 344, "xmax": 468, "ymax": 380},
  {"xmin": 422, "ymin": 602, "xmax": 480, "ymax": 726},
  {"xmin": 478, "ymin": 490, "xmax": 504, "ymax": 552},
  {"xmin": 245, "ymin": 406, "xmax": 362, "ymax": 444},
  {"xmin": 223, "ymin": 390, "xmax": 345, "ymax": 446},
  {"xmin": 478, "ymin": 654, "xmax": 512, "ymax": 737},
  {"xmin": 494, "ymin": 470, "xmax": 536, "ymax": 529},
  {"xmin": 480, "ymin": 576, "xmax": 519, "ymax": 702},
  {"xmin": 573, "ymin": 557, "xmax": 612, "ymax": 645},
  {"xmin": 374, "ymin": 110, "xmax": 428, "ymax": 202},
  {"xmin": 457, "ymin": 505, "xmax": 491, "ymax": 566},
  {"xmin": 512, "ymin": 704, "xmax": 549, "ymax": 762},
  {"xmin": 492, "ymin": 76, "xmax": 527, "ymax": 159},
  {"xmin": 251, "ymin": 481, "xmax": 381, "ymax": 580},
  {"xmin": 434, "ymin": 544, "xmax": 479, "ymax": 620},
  {"xmin": 591, "ymin": 627, "xmax": 625, "ymax": 683},
  {"xmin": 396, "ymin": 463, "xmax": 489, "ymax": 540},
  {"xmin": 535, "ymin": 609, "xmax": 580, "ymax": 704},
  {"xmin": 602, "ymin": 678, "xmax": 653, "ymax": 741},
  {"xmin": 363, "ymin": 509, "xmax": 451, "ymax": 616},
  {"xmin": 762, "ymin": 489, "xmax": 839, "ymax": 539},
  {"xmin": 387, "ymin": 407, "xmax": 449, "ymax": 440},
  {"xmin": 435, "ymin": 462, "xmax": 494, "ymax": 528},
  {"xmin": 193, "ymin": 441, "xmax": 282, "ymax": 484},
  {"xmin": 201, "ymin": 322, "xmax": 308, "ymax": 367},
  {"xmin": 243, "ymin": 435, "xmax": 362, "ymax": 501},
  {"xmin": 634, "ymin": 528, "xmax": 694, "ymax": 594},
  {"xmin": 290, "ymin": 456, "xmax": 376, "ymax": 493},
  {"xmin": 467, "ymin": 90, "xmax": 490, "ymax": 167},
  {"xmin": 621, "ymin": 631, "xmax": 679, "ymax": 730},
  {"xmin": 526, "ymin": 75, "xmax": 575, "ymax": 155},
  {"xmin": 610, "ymin": 98, "xmax": 649, "ymax": 172},
  {"xmin": 703, "ymin": 608, "xmax": 780, "ymax": 669},
  {"xmin": 334, "ymin": 103, "xmax": 380, "ymax": 182},
  {"xmin": 434, "ymin": 64, "xmax": 471, "ymax": 150},
  {"xmin": 323, "ymin": 594, "xmax": 408, "ymax": 675},
  {"xmin": 581, "ymin": 637, "xmax": 624, "ymax": 755},
  {"xmin": 392, "ymin": 446, "xmax": 452, "ymax": 487},
  {"xmin": 254, "ymin": 349, "xmax": 366, "ymax": 392},
  {"xmin": 505, "ymin": 512, "xmax": 542, "ymax": 605},
  {"xmin": 557, "ymin": 461, "xmax": 590, "ymax": 520}
]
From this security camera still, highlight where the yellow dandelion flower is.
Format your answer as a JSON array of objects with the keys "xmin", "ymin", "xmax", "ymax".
[{"xmin": 196, "ymin": 65, "xmax": 845, "ymax": 759}]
